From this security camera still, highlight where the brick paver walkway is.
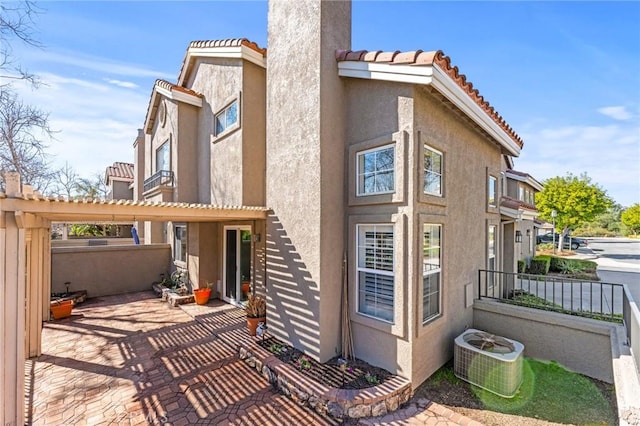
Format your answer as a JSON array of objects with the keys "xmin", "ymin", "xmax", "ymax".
[
  {"xmin": 26, "ymin": 291, "xmax": 475, "ymax": 425},
  {"xmin": 26, "ymin": 292, "xmax": 333, "ymax": 425}
]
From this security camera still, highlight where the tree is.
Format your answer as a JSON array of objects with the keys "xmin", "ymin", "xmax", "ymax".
[
  {"xmin": 536, "ymin": 173, "xmax": 612, "ymax": 251},
  {"xmin": 53, "ymin": 161, "xmax": 79, "ymax": 198},
  {"xmin": 621, "ymin": 204, "xmax": 640, "ymax": 236},
  {"xmin": 0, "ymin": 1, "xmax": 54, "ymax": 192},
  {"xmin": 75, "ymin": 172, "xmax": 109, "ymax": 200},
  {"xmin": 0, "ymin": 89, "xmax": 55, "ymax": 188}
]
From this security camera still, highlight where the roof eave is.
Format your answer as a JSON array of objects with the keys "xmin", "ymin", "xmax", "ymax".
[
  {"xmin": 178, "ymin": 45, "xmax": 267, "ymax": 86},
  {"xmin": 143, "ymin": 84, "xmax": 203, "ymax": 134},
  {"xmin": 337, "ymin": 60, "xmax": 522, "ymax": 157}
]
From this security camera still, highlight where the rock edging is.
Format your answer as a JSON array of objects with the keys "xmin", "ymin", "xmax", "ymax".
[{"xmin": 238, "ymin": 343, "xmax": 412, "ymax": 420}]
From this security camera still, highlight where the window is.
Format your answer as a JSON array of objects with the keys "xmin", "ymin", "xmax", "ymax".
[
  {"xmin": 215, "ymin": 100, "xmax": 238, "ymax": 135},
  {"xmin": 174, "ymin": 224, "xmax": 187, "ymax": 263},
  {"xmin": 488, "ymin": 225, "xmax": 496, "ymax": 271},
  {"xmin": 424, "ymin": 146, "xmax": 443, "ymax": 196},
  {"xmin": 357, "ymin": 224, "xmax": 394, "ymax": 322},
  {"xmin": 488, "ymin": 175, "xmax": 497, "ymax": 207},
  {"xmin": 518, "ymin": 186, "xmax": 524, "ymax": 202},
  {"xmin": 156, "ymin": 140, "xmax": 170, "ymax": 172},
  {"xmin": 423, "ymin": 224, "xmax": 441, "ymax": 323},
  {"xmin": 356, "ymin": 144, "xmax": 395, "ymax": 195}
]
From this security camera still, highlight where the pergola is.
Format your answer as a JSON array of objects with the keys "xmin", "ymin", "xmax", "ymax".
[{"xmin": 0, "ymin": 173, "xmax": 268, "ymax": 424}]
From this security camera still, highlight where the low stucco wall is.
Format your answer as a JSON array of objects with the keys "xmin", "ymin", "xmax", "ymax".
[
  {"xmin": 51, "ymin": 244, "xmax": 171, "ymax": 297},
  {"xmin": 52, "ymin": 238, "xmax": 137, "ymax": 248},
  {"xmin": 473, "ymin": 299, "xmax": 615, "ymax": 383}
]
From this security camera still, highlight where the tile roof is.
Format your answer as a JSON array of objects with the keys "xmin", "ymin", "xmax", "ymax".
[
  {"xmin": 177, "ymin": 38, "xmax": 267, "ymax": 86},
  {"xmin": 500, "ymin": 195, "xmax": 537, "ymax": 212},
  {"xmin": 143, "ymin": 79, "xmax": 204, "ymax": 134},
  {"xmin": 336, "ymin": 49, "xmax": 523, "ymax": 149},
  {"xmin": 105, "ymin": 162, "xmax": 134, "ymax": 182}
]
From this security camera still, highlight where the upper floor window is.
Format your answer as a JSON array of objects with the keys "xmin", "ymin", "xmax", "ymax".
[
  {"xmin": 518, "ymin": 186, "xmax": 525, "ymax": 202},
  {"xmin": 356, "ymin": 224, "xmax": 394, "ymax": 322},
  {"xmin": 488, "ymin": 175, "xmax": 497, "ymax": 207},
  {"xmin": 156, "ymin": 140, "xmax": 170, "ymax": 172},
  {"xmin": 488, "ymin": 225, "xmax": 496, "ymax": 271},
  {"xmin": 174, "ymin": 224, "xmax": 187, "ymax": 263},
  {"xmin": 423, "ymin": 224, "xmax": 442, "ymax": 324},
  {"xmin": 424, "ymin": 146, "xmax": 443, "ymax": 196},
  {"xmin": 215, "ymin": 100, "xmax": 238, "ymax": 136},
  {"xmin": 356, "ymin": 144, "xmax": 395, "ymax": 196}
]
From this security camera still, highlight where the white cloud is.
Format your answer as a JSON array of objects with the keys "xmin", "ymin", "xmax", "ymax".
[
  {"xmin": 597, "ymin": 106, "xmax": 632, "ymax": 121},
  {"xmin": 515, "ymin": 122, "xmax": 640, "ymax": 207},
  {"xmin": 22, "ymin": 49, "xmax": 174, "ymax": 81},
  {"xmin": 12, "ymin": 72, "xmax": 148, "ymax": 180},
  {"xmin": 104, "ymin": 78, "xmax": 139, "ymax": 89}
]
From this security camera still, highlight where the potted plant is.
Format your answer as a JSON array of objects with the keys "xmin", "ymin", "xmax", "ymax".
[
  {"xmin": 245, "ymin": 293, "xmax": 266, "ymax": 336},
  {"xmin": 193, "ymin": 281, "xmax": 213, "ymax": 305},
  {"xmin": 50, "ymin": 299, "xmax": 73, "ymax": 320}
]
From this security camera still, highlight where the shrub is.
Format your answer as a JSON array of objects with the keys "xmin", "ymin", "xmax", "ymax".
[
  {"xmin": 550, "ymin": 257, "xmax": 597, "ymax": 274},
  {"xmin": 528, "ymin": 255, "xmax": 551, "ymax": 275},
  {"xmin": 517, "ymin": 260, "xmax": 526, "ymax": 273}
]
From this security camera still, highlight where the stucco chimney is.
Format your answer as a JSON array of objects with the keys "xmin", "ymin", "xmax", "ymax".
[
  {"xmin": 4, "ymin": 172, "xmax": 22, "ymax": 197},
  {"xmin": 265, "ymin": 0, "xmax": 351, "ymax": 362}
]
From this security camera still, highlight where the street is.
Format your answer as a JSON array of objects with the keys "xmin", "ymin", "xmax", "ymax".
[{"xmin": 586, "ymin": 238, "xmax": 640, "ymax": 303}]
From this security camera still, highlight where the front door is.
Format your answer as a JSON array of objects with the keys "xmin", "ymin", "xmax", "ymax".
[{"xmin": 223, "ymin": 226, "xmax": 252, "ymax": 304}]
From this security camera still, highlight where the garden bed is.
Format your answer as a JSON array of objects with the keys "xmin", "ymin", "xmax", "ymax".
[{"xmin": 257, "ymin": 336, "xmax": 392, "ymax": 389}]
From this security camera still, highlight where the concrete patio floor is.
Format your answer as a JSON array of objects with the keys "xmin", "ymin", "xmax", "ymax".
[{"xmin": 26, "ymin": 292, "xmax": 474, "ymax": 425}]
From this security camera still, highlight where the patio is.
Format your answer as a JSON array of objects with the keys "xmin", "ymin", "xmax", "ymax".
[{"xmin": 25, "ymin": 291, "xmax": 474, "ymax": 425}]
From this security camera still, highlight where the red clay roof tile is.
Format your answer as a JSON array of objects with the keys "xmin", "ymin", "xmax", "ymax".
[
  {"xmin": 336, "ymin": 49, "xmax": 524, "ymax": 149},
  {"xmin": 105, "ymin": 162, "xmax": 134, "ymax": 183}
]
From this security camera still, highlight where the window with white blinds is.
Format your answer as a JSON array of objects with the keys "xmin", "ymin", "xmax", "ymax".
[
  {"xmin": 423, "ymin": 224, "xmax": 441, "ymax": 323},
  {"xmin": 356, "ymin": 224, "xmax": 394, "ymax": 322}
]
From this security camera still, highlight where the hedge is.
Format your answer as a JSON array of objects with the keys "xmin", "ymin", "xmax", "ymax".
[
  {"xmin": 528, "ymin": 255, "xmax": 551, "ymax": 275},
  {"xmin": 550, "ymin": 257, "xmax": 597, "ymax": 274},
  {"xmin": 517, "ymin": 259, "xmax": 526, "ymax": 273}
]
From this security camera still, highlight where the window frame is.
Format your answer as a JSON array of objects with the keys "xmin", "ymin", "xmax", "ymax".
[
  {"xmin": 355, "ymin": 223, "xmax": 395, "ymax": 324},
  {"xmin": 488, "ymin": 175, "xmax": 497, "ymax": 208},
  {"xmin": 211, "ymin": 96, "xmax": 241, "ymax": 142},
  {"xmin": 174, "ymin": 224, "xmax": 187, "ymax": 265},
  {"xmin": 156, "ymin": 140, "xmax": 170, "ymax": 173},
  {"xmin": 422, "ymin": 223, "xmax": 442, "ymax": 324},
  {"xmin": 356, "ymin": 143, "xmax": 396, "ymax": 197},
  {"xmin": 423, "ymin": 145, "xmax": 443, "ymax": 197}
]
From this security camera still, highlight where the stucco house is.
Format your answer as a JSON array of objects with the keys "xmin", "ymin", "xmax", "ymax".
[
  {"xmin": 499, "ymin": 166, "xmax": 543, "ymax": 273},
  {"xmin": 133, "ymin": 0, "xmax": 535, "ymax": 388},
  {"xmin": 105, "ymin": 161, "xmax": 134, "ymax": 201}
]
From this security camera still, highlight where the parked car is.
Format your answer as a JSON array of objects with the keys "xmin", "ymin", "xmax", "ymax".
[{"xmin": 536, "ymin": 232, "xmax": 587, "ymax": 250}]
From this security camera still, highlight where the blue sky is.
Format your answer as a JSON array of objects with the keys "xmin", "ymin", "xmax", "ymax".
[{"xmin": 10, "ymin": 1, "xmax": 640, "ymax": 206}]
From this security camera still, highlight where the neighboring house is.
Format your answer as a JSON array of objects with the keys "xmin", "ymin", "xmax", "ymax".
[
  {"xmin": 135, "ymin": 0, "xmax": 527, "ymax": 388},
  {"xmin": 499, "ymin": 166, "xmax": 543, "ymax": 273},
  {"xmin": 105, "ymin": 161, "xmax": 134, "ymax": 200}
]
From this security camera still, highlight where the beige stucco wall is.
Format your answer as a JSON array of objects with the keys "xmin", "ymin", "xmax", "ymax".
[
  {"xmin": 241, "ymin": 61, "xmax": 266, "ymax": 206},
  {"xmin": 175, "ymin": 103, "xmax": 200, "ymax": 203},
  {"xmin": 110, "ymin": 180, "xmax": 133, "ymax": 200},
  {"xmin": 266, "ymin": 0, "xmax": 350, "ymax": 362},
  {"xmin": 51, "ymin": 244, "xmax": 171, "ymax": 297},
  {"xmin": 344, "ymin": 80, "xmax": 503, "ymax": 387},
  {"xmin": 474, "ymin": 299, "xmax": 615, "ymax": 383}
]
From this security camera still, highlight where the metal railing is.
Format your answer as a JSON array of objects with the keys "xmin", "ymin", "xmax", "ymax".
[
  {"xmin": 478, "ymin": 269, "xmax": 624, "ymax": 323},
  {"xmin": 143, "ymin": 170, "xmax": 174, "ymax": 193}
]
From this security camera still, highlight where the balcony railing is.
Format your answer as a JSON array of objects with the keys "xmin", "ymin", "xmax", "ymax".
[
  {"xmin": 478, "ymin": 269, "xmax": 624, "ymax": 323},
  {"xmin": 143, "ymin": 170, "xmax": 174, "ymax": 193}
]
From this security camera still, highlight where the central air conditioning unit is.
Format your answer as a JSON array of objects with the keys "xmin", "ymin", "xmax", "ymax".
[{"xmin": 454, "ymin": 328, "xmax": 524, "ymax": 398}]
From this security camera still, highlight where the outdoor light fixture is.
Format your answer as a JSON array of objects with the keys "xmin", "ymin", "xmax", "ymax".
[
  {"xmin": 515, "ymin": 231, "xmax": 522, "ymax": 243},
  {"xmin": 526, "ymin": 229, "xmax": 531, "ymax": 237}
]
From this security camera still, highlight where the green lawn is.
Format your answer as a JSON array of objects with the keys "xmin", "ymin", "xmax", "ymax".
[{"xmin": 430, "ymin": 358, "xmax": 617, "ymax": 425}]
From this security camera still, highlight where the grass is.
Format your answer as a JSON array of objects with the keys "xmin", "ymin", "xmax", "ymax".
[{"xmin": 430, "ymin": 358, "xmax": 617, "ymax": 425}]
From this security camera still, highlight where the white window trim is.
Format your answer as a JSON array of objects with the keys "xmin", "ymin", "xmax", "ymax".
[
  {"xmin": 356, "ymin": 223, "xmax": 395, "ymax": 324},
  {"xmin": 422, "ymin": 223, "xmax": 442, "ymax": 325},
  {"xmin": 356, "ymin": 143, "xmax": 396, "ymax": 197},
  {"xmin": 174, "ymin": 223, "xmax": 187, "ymax": 266},
  {"xmin": 211, "ymin": 93, "xmax": 242, "ymax": 143},
  {"xmin": 156, "ymin": 139, "xmax": 171, "ymax": 173},
  {"xmin": 488, "ymin": 175, "xmax": 497, "ymax": 208},
  {"xmin": 424, "ymin": 144, "xmax": 443, "ymax": 197}
]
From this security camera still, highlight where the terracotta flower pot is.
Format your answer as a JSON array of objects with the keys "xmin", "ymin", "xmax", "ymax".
[
  {"xmin": 50, "ymin": 300, "xmax": 73, "ymax": 320},
  {"xmin": 241, "ymin": 282, "xmax": 251, "ymax": 297},
  {"xmin": 246, "ymin": 316, "xmax": 266, "ymax": 336},
  {"xmin": 193, "ymin": 288, "xmax": 212, "ymax": 305}
]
